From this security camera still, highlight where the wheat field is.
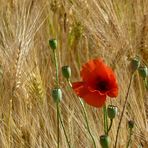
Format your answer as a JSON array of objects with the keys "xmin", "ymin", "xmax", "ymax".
[{"xmin": 0, "ymin": 0, "xmax": 147, "ymax": 147}]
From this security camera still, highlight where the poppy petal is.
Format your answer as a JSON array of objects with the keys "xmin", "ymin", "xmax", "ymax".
[
  {"xmin": 107, "ymin": 80, "xmax": 118, "ymax": 97},
  {"xmin": 72, "ymin": 58, "xmax": 118, "ymax": 107},
  {"xmin": 107, "ymin": 88, "xmax": 118, "ymax": 97},
  {"xmin": 82, "ymin": 91, "xmax": 106, "ymax": 108},
  {"xmin": 72, "ymin": 82, "xmax": 106, "ymax": 107},
  {"xmin": 81, "ymin": 59, "xmax": 110, "ymax": 87},
  {"xmin": 94, "ymin": 59, "xmax": 111, "ymax": 81},
  {"xmin": 72, "ymin": 82, "xmax": 90, "ymax": 97},
  {"xmin": 80, "ymin": 59, "xmax": 103, "ymax": 84},
  {"xmin": 107, "ymin": 70, "xmax": 118, "ymax": 97}
]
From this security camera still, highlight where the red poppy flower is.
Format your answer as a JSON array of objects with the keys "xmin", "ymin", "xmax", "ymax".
[{"xmin": 72, "ymin": 58, "xmax": 118, "ymax": 108}]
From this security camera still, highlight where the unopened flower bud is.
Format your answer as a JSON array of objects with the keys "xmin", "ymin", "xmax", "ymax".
[
  {"xmin": 100, "ymin": 135, "xmax": 110, "ymax": 148},
  {"xmin": 128, "ymin": 120, "xmax": 134, "ymax": 129},
  {"xmin": 62, "ymin": 66, "xmax": 71, "ymax": 79},
  {"xmin": 138, "ymin": 66, "xmax": 148, "ymax": 79},
  {"xmin": 49, "ymin": 39, "xmax": 57, "ymax": 50},
  {"xmin": 131, "ymin": 57, "xmax": 140, "ymax": 72},
  {"xmin": 52, "ymin": 88, "xmax": 62, "ymax": 103},
  {"xmin": 107, "ymin": 105, "xmax": 118, "ymax": 119}
]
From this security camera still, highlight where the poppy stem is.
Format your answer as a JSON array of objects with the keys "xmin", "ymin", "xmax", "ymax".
[
  {"xmin": 68, "ymin": 80, "xmax": 96, "ymax": 148},
  {"xmin": 53, "ymin": 51, "xmax": 72, "ymax": 148},
  {"xmin": 107, "ymin": 119, "xmax": 113, "ymax": 134},
  {"xmin": 56, "ymin": 102, "xmax": 60, "ymax": 148},
  {"xmin": 58, "ymin": 104, "xmax": 71, "ymax": 148},
  {"xmin": 51, "ymin": 42, "xmax": 71, "ymax": 148},
  {"xmin": 103, "ymin": 104, "xmax": 108, "ymax": 135},
  {"xmin": 79, "ymin": 99, "xmax": 97, "ymax": 148},
  {"xmin": 53, "ymin": 49, "xmax": 60, "ymax": 148},
  {"xmin": 114, "ymin": 74, "xmax": 134, "ymax": 148},
  {"xmin": 126, "ymin": 128, "xmax": 133, "ymax": 148},
  {"xmin": 53, "ymin": 50, "xmax": 59, "ymax": 87}
]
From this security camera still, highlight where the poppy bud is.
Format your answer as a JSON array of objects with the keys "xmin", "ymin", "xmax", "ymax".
[
  {"xmin": 52, "ymin": 88, "xmax": 62, "ymax": 103},
  {"xmin": 62, "ymin": 66, "xmax": 71, "ymax": 80},
  {"xmin": 128, "ymin": 120, "xmax": 134, "ymax": 129},
  {"xmin": 138, "ymin": 66, "xmax": 148, "ymax": 79},
  {"xmin": 49, "ymin": 39, "xmax": 57, "ymax": 50},
  {"xmin": 107, "ymin": 105, "xmax": 118, "ymax": 119},
  {"xmin": 100, "ymin": 135, "xmax": 110, "ymax": 148},
  {"xmin": 130, "ymin": 57, "xmax": 140, "ymax": 72}
]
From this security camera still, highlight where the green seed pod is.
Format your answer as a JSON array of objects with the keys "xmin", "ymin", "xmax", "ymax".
[
  {"xmin": 131, "ymin": 57, "xmax": 140, "ymax": 72},
  {"xmin": 138, "ymin": 66, "xmax": 148, "ymax": 79},
  {"xmin": 107, "ymin": 105, "xmax": 118, "ymax": 119},
  {"xmin": 100, "ymin": 135, "xmax": 110, "ymax": 148},
  {"xmin": 62, "ymin": 66, "xmax": 71, "ymax": 79},
  {"xmin": 49, "ymin": 39, "xmax": 57, "ymax": 50},
  {"xmin": 52, "ymin": 88, "xmax": 62, "ymax": 103},
  {"xmin": 128, "ymin": 120, "xmax": 134, "ymax": 129}
]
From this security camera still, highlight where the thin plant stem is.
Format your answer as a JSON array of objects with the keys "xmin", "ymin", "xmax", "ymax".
[
  {"xmin": 53, "ymin": 49, "xmax": 60, "ymax": 148},
  {"xmin": 126, "ymin": 129, "xmax": 132, "ymax": 148},
  {"xmin": 114, "ymin": 74, "xmax": 134, "ymax": 148},
  {"xmin": 58, "ymin": 106, "xmax": 71, "ymax": 148},
  {"xmin": 103, "ymin": 104, "xmax": 108, "ymax": 135},
  {"xmin": 53, "ymin": 50, "xmax": 59, "ymax": 87},
  {"xmin": 79, "ymin": 99, "xmax": 96, "ymax": 148},
  {"xmin": 68, "ymin": 80, "xmax": 96, "ymax": 148},
  {"xmin": 53, "ymin": 49, "xmax": 71, "ymax": 148},
  {"xmin": 107, "ymin": 119, "xmax": 113, "ymax": 135},
  {"xmin": 56, "ymin": 102, "xmax": 60, "ymax": 148}
]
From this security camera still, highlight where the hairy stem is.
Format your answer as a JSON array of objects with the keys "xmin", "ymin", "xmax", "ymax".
[
  {"xmin": 80, "ymin": 99, "xmax": 96, "ymax": 148},
  {"xmin": 68, "ymin": 80, "xmax": 96, "ymax": 148},
  {"xmin": 58, "ymin": 108, "xmax": 71, "ymax": 148},
  {"xmin": 56, "ymin": 102, "xmax": 60, "ymax": 148},
  {"xmin": 107, "ymin": 119, "xmax": 113, "ymax": 135},
  {"xmin": 53, "ymin": 50, "xmax": 59, "ymax": 87},
  {"xmin": 126, "ymin": 129, "xmax": 132, "ymax": 148},
  {"xmin": 103, "ymin": 104, "xmax": 108, "ymax": 135},
  {"xmin": 53, "ymin": 49, "xmax": 71, "ymax": 148},
  {"xmin": 53, "ymin": 49, "xmax": 60, "ymax": 148}
]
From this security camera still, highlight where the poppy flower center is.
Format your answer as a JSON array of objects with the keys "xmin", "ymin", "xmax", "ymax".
[{"xmin": 96, "ymin": 81, "xmax": 109, "ymax": 91}]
